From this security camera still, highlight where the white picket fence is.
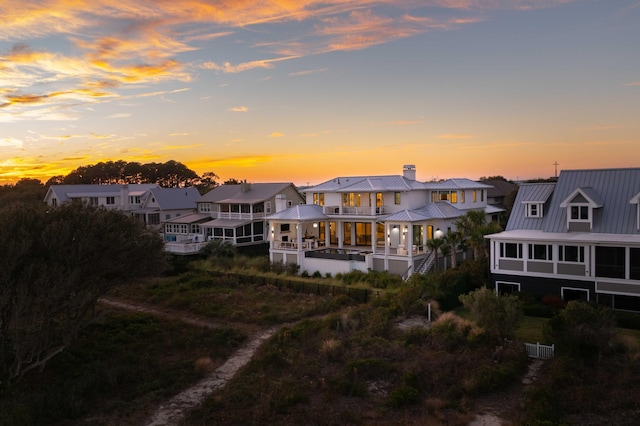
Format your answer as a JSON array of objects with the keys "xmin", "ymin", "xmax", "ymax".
[{"xmin": 525, "ymin": 342, "xmax": 555, "ymax": 359}]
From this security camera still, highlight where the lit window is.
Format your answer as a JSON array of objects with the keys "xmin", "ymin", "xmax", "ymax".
[
  {"xmin": 473, "ymin": 190, "xmax": 477, "ymax": 202},
  {"xmin": 460, "ymin": 191, "xmax": 465, "ymax": 203},
  {"xmin": 394, "ymin": 192, "xmax": 401, "ymax": 204}
]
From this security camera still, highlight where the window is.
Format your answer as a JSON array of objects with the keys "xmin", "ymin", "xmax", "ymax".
[
  {"xmin": 199, "ymin": 203, "xmax": 211, "ymax": 213},
  {"xmin": 265, "ymin": 201, "xmax": 272, "ymax": 214},
  {"xmin": 191, "ymin": 224, "xmax": 201, "ymax": 234},
  {"xmin": 472, "ymin": 190, "xmax": 477, "ymax": 203},
  {"xmin": 500, "ymin": 242, "xmax": 522, "ymax": 259},
  {"xmin": 481, "ymin": 190, "xmax": 484, "ymax": 202},
  {"xmin": 434, "ymin": 191, "xmax": 457, "ymax": 203},
  {"xmin": 460, "ymin": 191, "xmax": 465, "ymax": 203},
  {"xmin": 570, "ymin": 205, "xmax": 589, "ymax": 220},
  {"xmin": 528, "ymin": 244, "xmax": 552, "ymax": 261},
  {"xmin": 165, "ymin": 224, "xmax": 188, "ymax": 234},
  {"xmin": 129, "ymin": 195, "xmax": 141, "ymax": 204},
  {"xmin": 559, "ymin": 245, "xmax": 585, "ymax": 263},
  {"xmin": 106, "ymin": 196, "xmax": 115, "ymax": 205},
  {"xmin": 165, "ymin": 214, "xmax": 171, "ymax": 220},
  {"xmin": 148, "ymin": 213, "xmax": 160, "ymax": 225},
  {"xmin": 287, "ymin": 200, "xmax": 293, "ymax": 207},
  {"xmin": 595, "ymin": 246, "xmax": 625, "ymax": 279},
  {"xmin": 631, "ymin": 248, "xmax": 640, "ymax": 280},
  {"xmin": 394, "ymin": 192, "xmax": 401, "ymax": 205},
  {"xmin": 526, "ymin": 203, "xmax": 542, "ymax": 218},
  {"xmin": 313, "ymin": 193, "xmax": 325, "ymax": 206},
  {"xmin": 51, "ymin": 198, "xmax": 57, "ymax": 206},
  {"xmin": 280, "ymin": 223, "xmax": 290, "ymax": 232},
  {"xmin": 497, "ymin": 281, "xmax": 520, "ymax": 294}
]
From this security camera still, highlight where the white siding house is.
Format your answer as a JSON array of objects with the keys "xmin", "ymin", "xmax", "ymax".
[{"xmin": 268, "ymin": 165, "xmax": 501, "ymax": 278}]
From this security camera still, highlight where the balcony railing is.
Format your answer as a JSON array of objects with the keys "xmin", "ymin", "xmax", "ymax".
[
  {"xmin": 322, "ymin": 206, "xmax": 386, "ymax": 216},
  {"xmin": 209, "ymin": 212, "xmax": 265, "ymax": 220}
]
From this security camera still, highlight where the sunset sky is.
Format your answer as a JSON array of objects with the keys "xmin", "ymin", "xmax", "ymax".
[{"xmin": 1, "ymin": 0, "xmax": 639, "ymax": 186}]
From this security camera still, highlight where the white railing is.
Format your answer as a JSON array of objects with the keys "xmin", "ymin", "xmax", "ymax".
[
  {"xmin": 210, "ymin": 212, "xmax": 264, "ymax": 220},
  {"xmin": 323, "ymin": 206, "xmax": 386, "ymax": 216},
  {"xmin": 164, "ymin": 241, "xmax": 208, "ymax": 254},
  {"xmin": 524, "ymin": 342, "xmax": 555, "ymax": 359}
]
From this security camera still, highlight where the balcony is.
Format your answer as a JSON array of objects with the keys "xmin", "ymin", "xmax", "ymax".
[
  {"xmin": 322, "ymin": 205, "xmax": 386, "ymax": 216},
  {"xmin": 210, "ymin": 212, "xmax": 265, "ymax": 220}
]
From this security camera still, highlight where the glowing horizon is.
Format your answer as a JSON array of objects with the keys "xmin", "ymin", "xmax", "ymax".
[{"xmin": 2, "ymin": 1, "xmax": 639, "ymax": 187}]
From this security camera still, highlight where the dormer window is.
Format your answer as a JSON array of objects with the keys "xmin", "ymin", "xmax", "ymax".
[
  {"xmin": 525, "ymin": 203, "xmax": 543, "ymax": 218},
  {"xmin": 560, "ymin": 187, "xmax": 603, "ymax": 232},
  {"xmin": 570, "ymin": 205, "xmax": 589, "ymax": 220}
]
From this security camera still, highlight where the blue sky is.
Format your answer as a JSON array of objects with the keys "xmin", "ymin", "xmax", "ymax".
[{"xmin": 1, "ymin": 0, "xmax": 639, "ymax": 185}]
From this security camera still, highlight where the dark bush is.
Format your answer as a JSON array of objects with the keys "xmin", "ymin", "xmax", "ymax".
[{"xmin": 387, "ymin": 386, "xmax": 419, "ymax": 408}]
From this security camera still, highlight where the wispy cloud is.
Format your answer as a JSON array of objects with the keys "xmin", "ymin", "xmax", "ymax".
[
  {"xmin": 0, "ymin": 137, "xmax": 24, "ymax": 148},
  {"xmin": 106, "ymin": 113, "xmax": 131, "ymax": 119},
  {"xmin": 200, "ymin": 56, "xmax": 299, "ymax": 73},
  {"xmin": 624, "ymin": 81, "xmax": 640, "ymax": 86},
  {"xmin": 229, "ymin": 106, "xmax": 249, "ymax": 112},
  {"xmin": 269, "ymin": 132, "xmax": 285, "ymax": 138},
  {"xmin": 289, "ymin": 68, "xmax": 327, "ymax": 77}
]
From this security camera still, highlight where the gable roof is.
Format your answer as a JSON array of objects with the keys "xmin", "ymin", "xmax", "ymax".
[
  {"xmin": 199, "ymin": 183, "xmax": 296, "ymax": 204},
  {"xmin": 143, "ymin": 187, "xmax": 200, "ymax": 210},
  {"xmin": 507, "ymin": 168, "xmax": 640, "ymax": 234},
  {"xmin": 482, "ymin": 179, "xmax": 518, "ymax": 198},
  {"xmin": 44, "ymin": 184, "xmax": 159, "ymax": 203},
  {"xmin": 426, "ymin": 178, "xmax": 493, "ymax": 191}
]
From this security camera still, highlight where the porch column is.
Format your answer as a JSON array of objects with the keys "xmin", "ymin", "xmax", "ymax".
[
  {"xmin": 371, "ymin": 220, "xmax": 376, "ymax": 252},
  {"xmin": 338, "ymin": 220, "xmax": 343, "ymax": 248},
  {"xmin": 324, "ymin": 220, "xmax": 330, "ymax": 247},
  {"xmin": 384, "ymin": 222, "xmax": 390, "ymax": 271},
  {"xmin": 407, "ymin": 224, "xmax": 414, "ymax": 258},
  {"xmin": 296, "ymin": 223, "xmax": 303, "ymax": 251}
]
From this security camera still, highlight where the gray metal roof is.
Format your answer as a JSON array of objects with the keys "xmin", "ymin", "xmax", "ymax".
[
  {"xmin": 201, "ymin": 218, "xmax": 252, "ymax": 228},
  {"xmin": 506, "ymin": 168, "xmax": 640, "ymax": 235},
  {"xmin": 267, "ymin": 204, "xmax": 327, "ymax": 221},
  {"xmin": 308, "ymin": 175, "xmax": 425, "ymax": 192},
  {"xmin": 518, "ymin": 183, "xmax": 555, "ymax": 203},
  {"xmin": 45, "ymin": 184, "xmax": 158, "ymax": 203},
  {"xmin": 426, "ymin": 178, "xmax": 493, "ymax": 190},
  {"xmin": 165, "ymin": 213, "xmax": 211, "ymax": 224},
  {"xmin": 199, "ymin": 183, "xmax": 294, "ymax": 204},
  {"xmin": 145, "ymin": 187, "xmax": 200, "ymax": 210}
]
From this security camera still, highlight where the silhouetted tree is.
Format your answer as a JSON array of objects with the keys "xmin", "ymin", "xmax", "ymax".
[
  {"xmin": 0, "ymin": 203, "xmax": 166, "ymax": 384},
  {"xmin": 224, "ymin": 178, "xmax": 242, "ymax": 185}
]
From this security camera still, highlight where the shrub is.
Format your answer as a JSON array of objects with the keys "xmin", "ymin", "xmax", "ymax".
[
  {"xmin": 285, "ymin": 262, "xmax": 300, "ymax": 276},
  {"xmin": 312, "ymin": 271, "xmax": 322, "ymax": 278},
  {"xmin": 270, "ymin": 261, "xmax": 286, "ymax": 274},
  {"xmin": 459, "ymin": 287, "xmax": 523, "ymax": 342},
  {"xmin": 387, "ymin": 386, "xmax": 419, "ymax": 408}
]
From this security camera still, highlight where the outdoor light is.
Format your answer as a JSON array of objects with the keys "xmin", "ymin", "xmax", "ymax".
[
  {"xmin": 313, "ymin": 222, "xmax": 318, "ymax": 228},
  {"xmin": 434, "ymin": 228, "xmax": 444, "ymax": 239}
]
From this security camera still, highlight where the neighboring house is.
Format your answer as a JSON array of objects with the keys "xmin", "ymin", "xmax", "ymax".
[
  {"xmin": 267, "ymin": 165, "xmax": 501, "ymax": 278},
  {"xmin": 482, "ymin": 179, "xmax": 518, "ymax": 209},
  {"xmin": 43, "ymin": 184, "xmax": 159, "ymax": 210},
  {"xmin": 486, "ymin": 168, "xmax": 640, "ymax": 311},
  {"xmin": 131, "ymin": 187, "xmax": 201, "ymax": 228},
  {"xmin": 164, "ymin": 181, "xmax": 304, "ymax": 254}
]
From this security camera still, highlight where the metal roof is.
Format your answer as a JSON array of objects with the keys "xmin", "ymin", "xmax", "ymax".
[
  {"xmin": 165, "ymin": 213, "xmax": 211, "ymax": 224},
  {"xmin": 518, "ymin": 183, "xmax": 555, "ymax": 203},
  {"xmin": 45, "ymin": 184, "xmax": 159, "ymax": 203},
  {"xmin": 199, "ymin": 183, "xmax": 295, "ymax": 203},
  {"xmin": 308, "ymin": 175, "xmax": 425, "ymax": 192},
  {"xmin": 267, "ymin": 204, "xmax": 327, "ymax": 221},
  {"xmin": 144, "ymin": 187, "xmax": 200, "ymax": 210},
  {"xmin": 506, "ymin": 168, "xmax": 640, "ymax": 235},
  {"xmin": 426, "ymin": 178, "xmax": 493, "ymax": 190},
  {"xmin": 201, "ymin": 218, "xmax": 252, "ymax": 228}
]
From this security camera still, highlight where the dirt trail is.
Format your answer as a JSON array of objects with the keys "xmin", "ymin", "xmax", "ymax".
[
  {"xmin": 98, "ymin": 298, "xmax": 278, "ymax": 426},
  {"xmin": 146, "ymin": 326, "xmax": 278, "ymax": 426}
]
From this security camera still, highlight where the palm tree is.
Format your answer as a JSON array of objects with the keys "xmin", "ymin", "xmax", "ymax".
[
  {"xmin": 455, "ymin": 210, "xmax": 488, "ymax": 259},
  {"xmin": 426, "ymin": 236, "xmax": 445, "ymax": 273},
  {"xmin": 443, "ymin": 230, "xmax": 464, "ymax": 268}
]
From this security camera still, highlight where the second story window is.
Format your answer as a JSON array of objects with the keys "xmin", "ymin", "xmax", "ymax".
[
  {"xmin": 199, "ymin": 203, "xmax": 211, "ymax": 213},
  {"xmin": 394, "ymin": 192, "xmax": 401, "ymax": 205},
  {"xmin": 472, "ymin": 190, "xmax": 477, "ymax": 202},
  {"xmin": 570, "ymin": 205, "xmax": 589, "ymax": 220},
  {"xmin": 106, "ymin": 196, "xmax": 115, "ymax": 205},
  {"xmin": 313, "ymin": 193, "xmax": 325, "ymax": 206},
  {"xmin": 500, "ymin": 242, "xmax": 522, "ymax": 259}
]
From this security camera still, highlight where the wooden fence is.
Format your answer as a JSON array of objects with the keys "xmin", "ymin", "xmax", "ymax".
[{"xmin": 524, "ymin": 342, "xmax": 555, "ymax": 359}]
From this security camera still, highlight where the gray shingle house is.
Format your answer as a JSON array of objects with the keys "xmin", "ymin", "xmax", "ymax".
[{"xmin": 486, "ymin": 168, "xmax": 640, "ymax": 311}]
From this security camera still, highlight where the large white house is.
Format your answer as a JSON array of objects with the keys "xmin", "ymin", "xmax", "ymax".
[
  {"xmin": 267, "ymin": 165, "xmax": 501, "ymax": 278},
  {"xmin": 164, "ymin": 181, "xmax": 304, "ymax": 254},
  {"xmin": 486, "ymin": 168, "xmax": 640, "ymax": 311}
]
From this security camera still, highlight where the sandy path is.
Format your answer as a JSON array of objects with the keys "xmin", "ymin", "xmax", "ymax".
[{"xmin": 98, "ymin": 298, "xmax": 278, "ymax": 426}]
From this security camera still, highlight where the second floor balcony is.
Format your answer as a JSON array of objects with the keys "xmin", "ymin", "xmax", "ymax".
[{"xmin": 323, "ymin": 205, "xmax": 386, "ymax": 216}]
